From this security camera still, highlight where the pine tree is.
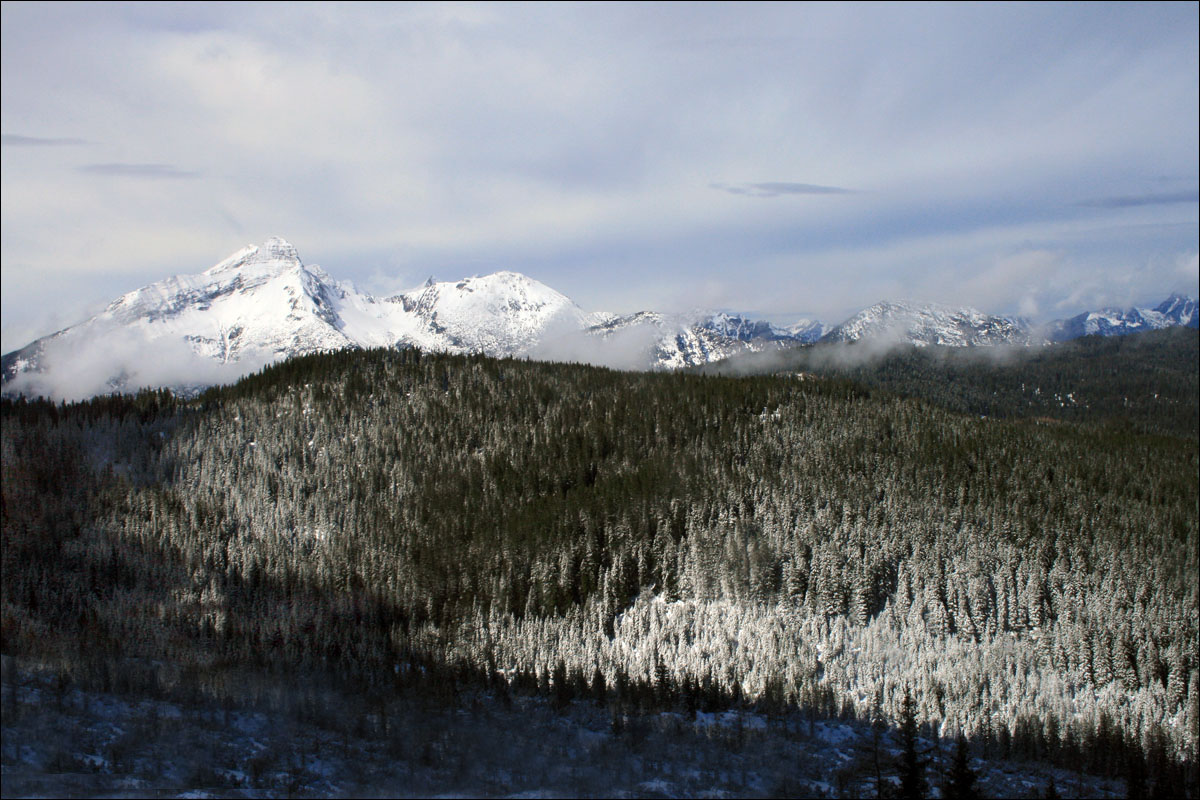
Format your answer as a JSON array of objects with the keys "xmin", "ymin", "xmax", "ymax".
[
  {"xmin": 591, "ymin": 666, "xmax": 607, "ymax": 706},
  {"xmin": 551, "ymin": 660, "xmax": 571, "ymax": 711},
  {"xmin": 1126, "ymin": 743, "xmax": 1147, "ymax": 800},
  {"xmin": 944, "ymin": 736, "xmax": 979, "ymax": 800},
  {"xmin": 897, "ymin": 691, "xmax": 929, "ymax": 800}
]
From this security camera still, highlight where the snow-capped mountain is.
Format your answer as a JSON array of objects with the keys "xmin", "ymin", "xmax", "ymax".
[
  {"xmin": 0, "ymin": 238, "xmax": 816, "ymax": 397},
  {"xmin": 100, "ymin": 237, "xmax": 358, "ymax": 360},
  {"xmin": 5, "ymin": 236, "xmax": 1195, "ymax": 399},
  {"xmin": 585, "ymin": 311, "xmax": 804, "ymax": 370},
  {"xmin": 2, "ymin": 238, "xmax": 364, "ymax": 396},
  {"xmin": 1042, "ymin": 293, "xmax": 1198, "ymax": 341},
  {"xmin": 388, "ymin": 271, "xmax": 612, "ymax": 356},
  {"xmin": 698, "ymin": 313, "xmax": 825, "ymax": 345},
  {"xmin": 778, "ymin": 318, "xmax": 827, "ymax": 343},
  {"xmin": 1, "ymin": 239, "xmax": 618, "ymax": 396},
  {"xmin": 819, "ymin": 300, "xmax": 1037, "ymax": 347},
  {"xmin": 699, "ymin": 312, "xmax": 788, "ymax": 343}
]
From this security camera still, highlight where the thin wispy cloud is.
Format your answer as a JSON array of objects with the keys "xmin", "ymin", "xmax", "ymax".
[
  {"xmin": 1079, "ymin": 190, "xmax": 1199, "ymax": 209},
  {"xmin": 2, "ymin": 133, "xmax": 88, "ymax": 146},
  {"xmin": 77, "ymin": 163, "xmax": 199, "ymax": 179},
  {"xmin": 665, "ymin": 35, "xmax": 794, "ymax": 51},
  {"xmin": 711, "ymin": 182, "xmax": 856, "ymax": 198}
]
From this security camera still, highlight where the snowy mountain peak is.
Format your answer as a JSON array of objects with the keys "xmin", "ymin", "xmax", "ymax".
[
  {"xmin": 263, "ymin": 235, "xmax": 300, "ymax": 256},
  {"xmin": 698, "ymin": 312, "xmax": 787, "ymax": 343},
  {"xmin": 206, "ymin": 236, "xmax": 305, "ymax": 276},
  {"xmin": 103, "ymin": 238, "xmax": 335, "ymax": 327},
  {"xmin": 1045, "ymin": 293, "xmax": 1199, "ymax": 341},
  {"xmin": 0, "ymin": 238, "xmax": 363, "ymax": 398},
  {"xmin": 389, "ymin": 271, "xmax": 591, "ymax": 356},
  {"xmin": 397, "ymin": 271, "xmax": 577, "ymax": 315},
  {"xmin": 821, "ymin": 300, "xmax": 1034, "ymax": 347},
  {"xmin": 454, "ymin": 271, "xmax": 566, "ymax": 303},
  {"xmin": 780, "ymin": 318, "xmax": 827, "ymax": 342},
  {"xmin": 1155, "ymin": 293, "xmax": 1198, "ymax": 323}
]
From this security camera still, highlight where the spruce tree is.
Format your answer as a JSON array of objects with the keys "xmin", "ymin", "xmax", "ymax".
[
  {"xmin": 897, "ymin": 691, "xmax": 929, "ymax": 800},
  {"xmin": 944, "ymin": 736, "xmax": 980, "ymax": 800},
  {"xmin": 1126, "ymin": 744, "xmax": 1147, "ymax": 800},
  {"xmin": 551, "ymin": 659, "xmax": 571, "ymax": 712}
]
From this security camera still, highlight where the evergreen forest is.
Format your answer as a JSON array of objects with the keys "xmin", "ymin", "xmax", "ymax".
[{"xmin": 2, "ymin": 329, "xmax": 1198, "ymax": 796}]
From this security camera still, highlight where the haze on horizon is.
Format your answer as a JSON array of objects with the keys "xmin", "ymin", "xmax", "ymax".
[{"xmin": 2, "ymin": 1, "xmax": 1198, "ymax": 353}]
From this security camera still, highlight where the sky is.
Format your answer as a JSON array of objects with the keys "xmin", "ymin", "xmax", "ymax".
[{"xmin": 2, "ymin": 1, "xmax": 1198, "ymax": 353}]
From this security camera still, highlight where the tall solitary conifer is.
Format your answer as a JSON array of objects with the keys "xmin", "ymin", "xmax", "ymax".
[
  {"xmin": 897, "ymin": 691, "xmax": 929, "ymax": 800},
  {"xmin": 944, "ymin": 736, "xmax": 980, "ymax": 800}
]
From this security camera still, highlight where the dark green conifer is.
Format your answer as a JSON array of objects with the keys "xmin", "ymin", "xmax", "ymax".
[
  {"xmin": 944, "ymin": 736, "xmax": 980, "ymax": 800},
  {"xmin": 897, "ymin": 691, "xmax": 928, "ymax": 800}
]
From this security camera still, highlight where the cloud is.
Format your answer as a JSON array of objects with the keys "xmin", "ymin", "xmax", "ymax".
[
  {"xmin": 77, "ymin": 163, "xmax": 199, "ymax": 178},
  {"xmin": 1177, "ymin": 251, "xmax": 1199, "ymax": 284},
  {"xmin": 528, "ymin": 315, "xmax": 665, "ymax": 371},
  {"xmin": 952, "ymin": 249, "xmax": 1064, "ymax": 319},
  {"xmin": 217, "ymin": 207, "xmax": 245, "ymax": 235},
  {"xmin": 711, "ymin": 182, "xmax": 856, "ymax": 198},
  {"xmin": 665, "ymin": 35, "xmax": 795, "ymax": 51},
  {"xmin": 1079, "ymin": 190, "xmax": 1199, "ymax": 208},
  {"xmin": 1, "ymin": 3, "xmax": 1197, "ymax": 343},
  {"xmin": 2, "ymin": 133, "xmax": 88, "ymax": 146},
  {"xmin": 5, "ymin": 324, "xmax": 269, "ymax": 402}
]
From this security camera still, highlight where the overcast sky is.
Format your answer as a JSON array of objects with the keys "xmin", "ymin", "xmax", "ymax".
[{"xmin": 2, "ymin": 2, "xmax": 1197, "ymax": 352}]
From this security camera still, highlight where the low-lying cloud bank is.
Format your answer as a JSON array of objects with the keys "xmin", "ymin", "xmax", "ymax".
[
  {"xmin": 698, "ymin": 333, "xmax": 1035, "ymax": 379},
  {"xmin": 3, "ymin": 319, "xmax": 675, "ymax": 402},
  {"xmin": 5, "ymin": 325, "xmax": 271, "ymax": 402},
  {"xmin": 527, "ymin": 317, "xmax": 667, "ymax": 372}
]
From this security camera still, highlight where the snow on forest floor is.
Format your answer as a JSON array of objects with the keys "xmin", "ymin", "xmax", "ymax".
[{"xmin": 1, "ymin": 664, "xmax": 1124, "ymax": 798}]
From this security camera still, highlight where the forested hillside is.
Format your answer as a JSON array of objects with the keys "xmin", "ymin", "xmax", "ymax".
[
  {"xmin": 701, "ymin": 327, "xmax": 1199, "ymax": 440},
  {"xmin": 3, "ymin": 344, "xmax": 1197, "ymax": 794}
]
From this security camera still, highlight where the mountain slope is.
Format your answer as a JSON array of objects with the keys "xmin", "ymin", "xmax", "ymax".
[
  {"xmin": 4, "ymin": 345, "xmax": 1194, "ymax": 791},
  {"xmin": 716, "ymin": 327, "xmax": 1199, "ymax": 440}
]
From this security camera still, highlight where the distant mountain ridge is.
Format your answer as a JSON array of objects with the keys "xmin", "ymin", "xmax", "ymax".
[
  {"xmin": 1042, "ymin": 293, "xmax": 1198, "ymax": 341},
  {"xmin": 819, "ymin": 299, "xmax": 1037, "ymax": 347},
  {"xmin": 812, "ymin": 296, "xmax": 1196, "ymax": 348},
  {"xmin": 2, "ymin": 237, "xmax": 1195, "ymax": 398}
]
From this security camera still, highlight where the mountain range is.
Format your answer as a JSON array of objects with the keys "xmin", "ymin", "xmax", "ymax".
[
  {"xmin": 2, "ymin": 237, "xmax": 1196, "ymax": 399},
  {"xmin": 1042, "ymin": 294, "xmax": 1199, "ymax": 341}
]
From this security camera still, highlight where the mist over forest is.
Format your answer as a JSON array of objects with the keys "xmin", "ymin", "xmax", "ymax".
[{"xmin": 699, "ymin": 327, "xmax": 1199, "ymax": 440}]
